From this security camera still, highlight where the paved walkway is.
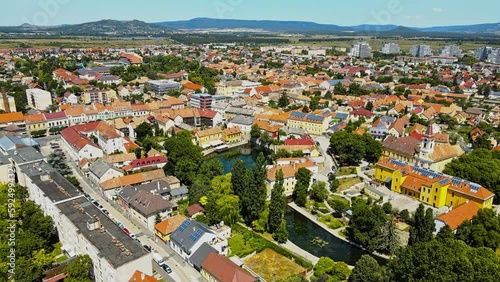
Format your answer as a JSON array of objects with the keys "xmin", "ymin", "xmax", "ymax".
[
  {"xmin": 280, "ymin": 240, "xmax": 319, "ymax": 265},
  {"xmin": 288, "ymin": 202, "xmax": 390, "ymax": 261}
]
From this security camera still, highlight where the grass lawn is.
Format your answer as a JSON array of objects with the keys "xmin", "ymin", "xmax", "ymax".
[
  {"xmin": 305, "ymin": 199, "xmax": 329, "ymax": 213},
  {"xmin": 244, "ymin": 249, "xmax": 305, "ymax": 281},
  {"xmin": 51, "ymin": 242, "xmax": 62, "ymax": 258},
  {"xmin": 338, "ymin": 177, "xmax": 362, "ymax": 191},
  {"xmin": 318, "ymin": 214, "xmax": 344, "ymax": 229},
  {"xmin": 337, "ymin": 166, "xmax": 358, "ymax": 176},
  {"xmin": 329, "ymin": 195, "xmax": 350, "ymax": 206},
  {"xmin": 55, "ymin": 255, "xmax": 68, "ymax": 263},
  {"xmin": 228, "ymin": 233, "xmax": 255, "ymax": 257}
]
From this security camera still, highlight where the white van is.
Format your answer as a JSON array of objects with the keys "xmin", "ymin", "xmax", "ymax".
[{"xmin": 152, "ymin": 252, "xmax": 165, "ymax": 266}]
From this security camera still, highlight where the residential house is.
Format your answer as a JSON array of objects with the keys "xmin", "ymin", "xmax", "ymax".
[
  {"xmin": 434, "ymin": 201, "xmax": 480, "ymax": 234},
  {"xmin": 60, "ymin": 126, "xmax": 103, "ymax": 161},
  {"xmin": 44, "ymin": 112, "xmax": 69, "ymax": 129},
  {"xmin": 195, "ymin": 127, "xmax": 223, "ymax": 149},
  {"xmin": 154, "ymin": 214, "xmax": 188, "ymax": 242},
  {"xmin": 126, "ymin": 190, "xmax": 174, "ymax": 230},
  {"xmin": 88, "ymin": 159, "xmax": 124, "ymax": 184},
  {"xmin": 222, "ymin": 126, "xmax": 242, "ymax": 144},
  {"xmin": 266, "ymin": 157, "xmax": 316, "ymax": 196},
  {"xmin": 123, "ymin": 156, "xmax": 168, "ymax": 173},
  {"xmin": 169, "ymin": 220, "xmax": 228, "ymax": 261},
  {"xmin": 100, "ymin": 169, "xmax": 166, "ymax": 200},
  {"xmin": 200, "ymin": 252, "xmax": 255, "ymax": 282},
  {"xmin": 287, "ymin": 111, "xmax": 329, "ymax": 136},
  {"xmin": 24, "ymin": 113, "xmax": 47, "ymax": 134},
  {"xmin": 26, "ymin": 88, "xmax": 52, "ymax": 110},
  {"xmin": 227, "ymin": 115, "xmax": 254, "ymax": 141}
]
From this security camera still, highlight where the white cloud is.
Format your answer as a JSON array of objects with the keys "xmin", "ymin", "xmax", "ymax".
[{"xmin": 432, "ymin": 8, "xmax": 443, "ymax": 13}]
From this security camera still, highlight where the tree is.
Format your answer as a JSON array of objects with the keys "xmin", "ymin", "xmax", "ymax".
[
  {"xmin": 164, "ymin": 131, "xmax": 203, "ymax": 185},
  {"xmin": 65, "ymin": 255, "xmax": 93, "ymax": 282},
  {"xmin": 273, "ymin": 219, "xmax": 289, "ymax": 243},
  {"xmin": 365, "ymin": 101, "xmax": 374, "ymax": 111},
  {"xmin": 347, "ymin": 199, "xmax": 387, "ymax": 252},
  {"xmin": 436, "ymin": 225, "xmax": 455, "ymax": 241},
  {"xmin": 409, "ymin": 204, "xmax": 434, "ymax": 245},
  {"xmin": 268, "ymin": 169, "xmax": 285, "ymax": 233},
  {"xmin": 455, "ymin": 208, "xmax": 500, "ymax": 250},
  {"xmin": 250, "ymin": 124, "xmax": 261, "ymax": 138},
  {"xmin": 278, "ymin": 93, "xmax": 290, "ymax": 108},
  {"xmin": 231, "ymin": 160, "xmax": 248, "ymax": 201},
  {"xmin": 444, "ymin": 149, "xmax": 500, "ymax": 203},
  {"xmin": 293, "ymin": 168, "xmax": 311, "ymax": 206},
  {"xmin": 135, "ymin": 122, "xmax": 153, "ymax": 142},
  {"xmin": 199, "ymin": 158, "xmax": 224, "ymax": 180},
  {"xmin": 400, "ymin": 209, "xmax": 410, "ymax": 223},
  {"xmin": 387, "ymin": 239, "xmax": 500, "ymax": 282},
  {"xmin": 241, "ymin": 153, "xmax": 267, "ymax": 225},
  {"xmin": 382, "ymin": 202, "xmax": 392, "ymax": 214},
  {"xmin": 310, "ymin": 181, "xmax": 328, "ymax": 202},
  {"xmin": 188, "ymin": 177, "xmax": 210, "ymax": 205},
  {"xmin": 314, "ymin": 257, "xmax": 351, "ymax": 281},
  {"xmin": 32, "ymin": 249, "xmax": 54, "ymax": 270},
  {"xmin": 155, "ymin": 213, "xmax": 162, "ymax": 224},
  {"xmin": 472, "ymin": 134, "xmax": 493, "ymax": 150},
  {"xmin": 377, "ymin": 220, "xmax": 400, "ymax": 255},
  {"xmin": 349, "ymin": 255, "xmax": 387, "ymax": 282},
  {"xmin": 328, "ymin": 173, "xmax": 340, "ymax": 193}
]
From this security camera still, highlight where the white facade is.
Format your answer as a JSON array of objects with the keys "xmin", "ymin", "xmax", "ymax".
[{"xmin": 26, "ymin": 88, "xmax": 52, "ymax": 110}]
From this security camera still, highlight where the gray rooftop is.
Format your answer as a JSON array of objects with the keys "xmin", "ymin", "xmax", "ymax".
[
  {"xmin": 129, "ymin": 190, "xmax": 174, "ymax": 217},
  {"xmin": 189, "ymin": 242, "xmax": 218, "ymax": 270},
  {"xmin": 229, "ymin": 115, "xmax": 254, "ymax": 126},
  {"xmin": 56, "ymin": 197, "xmax": 148, "ymax": 268},
  {"xmin": 170, "ymin": 219, "xmax": 214, "ymax": 253},
  {"xmin": 89, "ymin": 159, "xmax": 120, "ymax": 179},
  {"xmin": 18, "ymin": 160, "xmax": 55, "ymax": 178},
  {"xmin": 170, "ymin": 186, "xmax": 189, "ymax": 197},
  {"xmin": 32, "ymin": 171, "xmax": 82, "ymax": 203},
  {"xmin": 226, "ymin": 107, "xmax": 254, "ymax": 116},
  {"xmin": 7, "ymin": 146, "xmax": 45, "ymax": 165}
]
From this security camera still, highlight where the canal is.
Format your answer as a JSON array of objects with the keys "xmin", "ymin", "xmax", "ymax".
[
  {"xmin": 284, "ymin": 207, "xmax": 387, "ymax": 266},
  {"xmin": 215, "ymin": 148, "xmax": 386, "ymax": 266}
]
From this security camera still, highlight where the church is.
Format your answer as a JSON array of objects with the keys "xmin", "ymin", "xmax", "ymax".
[{"xmin": 381, "ymin": 122, "xmax": 463, "ymax": 172}]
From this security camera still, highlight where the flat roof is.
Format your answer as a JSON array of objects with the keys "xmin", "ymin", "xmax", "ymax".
[
  {"xmin": 32, "ymin": 171, "xmax": 82, "ymax": 203},
  {"xmin": 56, "ymin": 197, "xmax": 148, "ymax": 268}
]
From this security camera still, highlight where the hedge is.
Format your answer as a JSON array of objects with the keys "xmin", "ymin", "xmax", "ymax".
[{"xmin": 232, "ymin": 224, "xmax": 314, "ymax": 269}]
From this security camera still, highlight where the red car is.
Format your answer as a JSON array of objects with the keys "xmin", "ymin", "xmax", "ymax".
[{"xmin": 122, "ymin": 227, "xmax": 130, "ymax": 235}]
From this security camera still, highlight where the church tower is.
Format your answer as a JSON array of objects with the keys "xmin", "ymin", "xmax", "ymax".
[{"xmin": 419, "ymin": 122, "xmax": 435, "ymax": 165}]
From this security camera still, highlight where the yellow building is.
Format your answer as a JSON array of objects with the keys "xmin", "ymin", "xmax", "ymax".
[
  {"xmin": 195, "ymin": 127, "xmax": 223, "ymax": 148},
  {"xmin": 375, "ymin": 158, "xmax": 494, "ymax": 209},
  {"xmin": 24, "ymin": 113, "xmax": 47, "ymax": 134},
  {"xmin": 216, "ymin": 80, "xmax": 242, "ymax": 96},
  {"xmin": 222, "ymin": 126, "xmax": 242, "ymax": 144},
  {"xmin": 287, "ymin": 111, "xmax": 329, "ymax": 135},
  {"xmin": 154, "ymin": 214, "xmax": 188, "ymax": 242}
]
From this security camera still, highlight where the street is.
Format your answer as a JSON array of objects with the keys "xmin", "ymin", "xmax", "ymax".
[{"xmin": 39, "ymin": 139, "xmax": 202, "ymax": 282}]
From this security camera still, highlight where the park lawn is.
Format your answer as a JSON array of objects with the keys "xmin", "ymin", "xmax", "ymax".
[
  {"xmin": 329, "ymin": 195, "xmax": 350, "ymax": 206},
  {"xmin": 318, "ymin": 214, "xmax": 344, "ymax": 229},
  {"xmin": 338, "ymin": 177, "xmax": 362, "ymax": 191},
  {"xmin": 244, "ymin": 249, "xmax": 305, "ymax": 281},
  {"xmin": 337, "ymin": 166, "xmax": 357, "ymax": 176}
]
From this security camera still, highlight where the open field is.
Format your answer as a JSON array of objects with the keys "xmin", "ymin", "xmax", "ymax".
[
  {"xmin": 0, "ymin": 38, "xmax": 172, "ymax": 48},
  {"xmin": 338, "ymin": 177, "xmax": 362, "ymax": 191},
  {"xmin": 244, "ymin": 249, "xmax": 305, "ymax": 281}
]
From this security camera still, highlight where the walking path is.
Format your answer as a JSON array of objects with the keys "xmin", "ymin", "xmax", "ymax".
[
  {"xmin": 288, "ymin": 202, "xmax": 390, "ymax": 260},
  {"xmin": 280, "ymin": 240, "xmax": 319, "ymax": 265}
]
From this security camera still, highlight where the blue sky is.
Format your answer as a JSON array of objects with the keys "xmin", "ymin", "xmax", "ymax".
[{"xmin": 3, "ymin": 0, "xmax": 499, "ymax": 27}]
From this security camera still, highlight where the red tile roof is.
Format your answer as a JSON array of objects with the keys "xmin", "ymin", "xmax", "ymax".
[
  {"xmin": 187, "ymin": 204, "xmax": 205, "ymax": 216},
  {"xmin": 130, "ymin": 156, "xmax": 167, "ymax": 168},
  {"xmin": 201, "ymin": 252, "xmax": 255, "ymax": 282},
  {"xmin": 43, "ymin": 111, "xmax": 67, "ymax": 120},
  {"xmin": 436, "ymin": 201, "xmax": 479, "ymax": 230}
]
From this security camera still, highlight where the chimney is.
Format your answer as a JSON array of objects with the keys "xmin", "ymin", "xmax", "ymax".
[
  {"xmin": 141, "ymin": 272, "xmax": 145, "ymax": 280},
  {"xmin": 1, "ymin": 87, "xmax": 10, "ymax": 113}
]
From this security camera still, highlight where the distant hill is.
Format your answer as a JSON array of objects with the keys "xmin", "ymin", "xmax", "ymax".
[
  {"xmin": 156, "ymin": 17, "xmax": 500, "ymax": 35},
  {"xmin": 0, "ymin": 20, "xmax": 172, "ymax": 35}
]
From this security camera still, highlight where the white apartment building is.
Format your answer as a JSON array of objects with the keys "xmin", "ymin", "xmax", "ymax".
[{"xmin": 26, "ymin": 88, "xmax": 52, "ymax": 110}]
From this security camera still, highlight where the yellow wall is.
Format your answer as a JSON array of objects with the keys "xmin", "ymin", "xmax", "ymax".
[
  {"xmin": 375, "ymin": 163, "xmax": 493, "ymax": 209},
  {"xmin": 223, "ymin": 132, "xmax": 242, "ymax": 144},
  {"xmin": 287, "ymin": 118, "xmax": 328, "ymax": 135},
  {"xmin": 27, "ymin": 122, "xmax": 48, "ymax": 133},
  {"xmin": 198, "ymin": 133, "xmax": 222, "ymax": 146},
  {"xmin": 154, "ymin": 229, "xmax": 171, "ymax": 242}
]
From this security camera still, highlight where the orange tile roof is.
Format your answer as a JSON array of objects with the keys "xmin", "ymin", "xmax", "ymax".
[
  {"xmin": 154, "ymin": 214, "xmax": 188, "ymax": 235},
  {"xmin": 128, "ymin": 270, "xmax": 159, "ymax": 282},
  {"xmin": 0, "ymin": 112, "xmax": 24, "ymax": 123},
  {"xmin": 101, "ymin": 169, "xmax": 165, "ymax": 190},
  {"xmin": 436, "ymin": 201, "xmax": 479, "ymax": 230},
  {"xmin": 196, "ymin": 127, "xmax": 222, "ymax": 138},
  {"xmin": 24, "ymin": 113, "xmax": 46, "ymax": 123},
  {"xmin": 223, "ymin": 126, "xmax": 241, "ymax": 135}
]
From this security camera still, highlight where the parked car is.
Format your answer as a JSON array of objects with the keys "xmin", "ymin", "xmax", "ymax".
[
  {"xmin": 101, "ymin": 209, "xmax": 109, "ymax": 215},
  {"xmin": 162, "ymin": 264, "xmax": 172, "ymax": 274},
  {"xmin": 143, "ymin": 245, "xmax": 151, "ymax": 252},
  {"xmin": 122, "ymin": 227, "xmax": 130, "ymax": 235},
  {"xmin": 130, "ymin": 233, "xmax": 136, "ymax": 240}
]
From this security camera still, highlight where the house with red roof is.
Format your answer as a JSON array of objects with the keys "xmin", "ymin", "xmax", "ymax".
[
  {"xmin": 434, "ymin": 201, "xmax": 479, "ymax": 234},
  {"xmin": 123, "ymin": 156, "xmax": 168, "ymax": 173},
  {"xmin": 60, "ymin": 126, "xmax": 103, "ymax": 161},
  {"xmin": 284, "ymin": 134, "xmax": 315, "ymax": 146}
]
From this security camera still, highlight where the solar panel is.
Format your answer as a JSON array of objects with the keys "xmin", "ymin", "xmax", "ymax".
[
  {"xmin": 178, "ymin": 220, "xmax": 191, "ymax": 232},
  {"xmin": 291, "ymin": 112, "xmax": 306, "ymax": 118},
  {"xmin": 439, "ymin": 179, "xmax": 449, "ymax": 185},
  {"xmin": 189, "ymin": 229, "xmax": 204, "ymax": 242}
]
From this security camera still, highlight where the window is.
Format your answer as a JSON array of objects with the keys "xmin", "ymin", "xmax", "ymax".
[
  {"xmin": 435, "ymin": 188, "xmax": 438, "ymax": 193},
  {"xmin": 434, "ymin": 196, "xmax": 437, "ymax": 200}
]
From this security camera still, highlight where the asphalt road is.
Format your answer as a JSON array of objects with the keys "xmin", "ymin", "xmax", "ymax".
[{"xmin": 40, "ymin": 142, "xmax": 202, "ymax": 282}]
